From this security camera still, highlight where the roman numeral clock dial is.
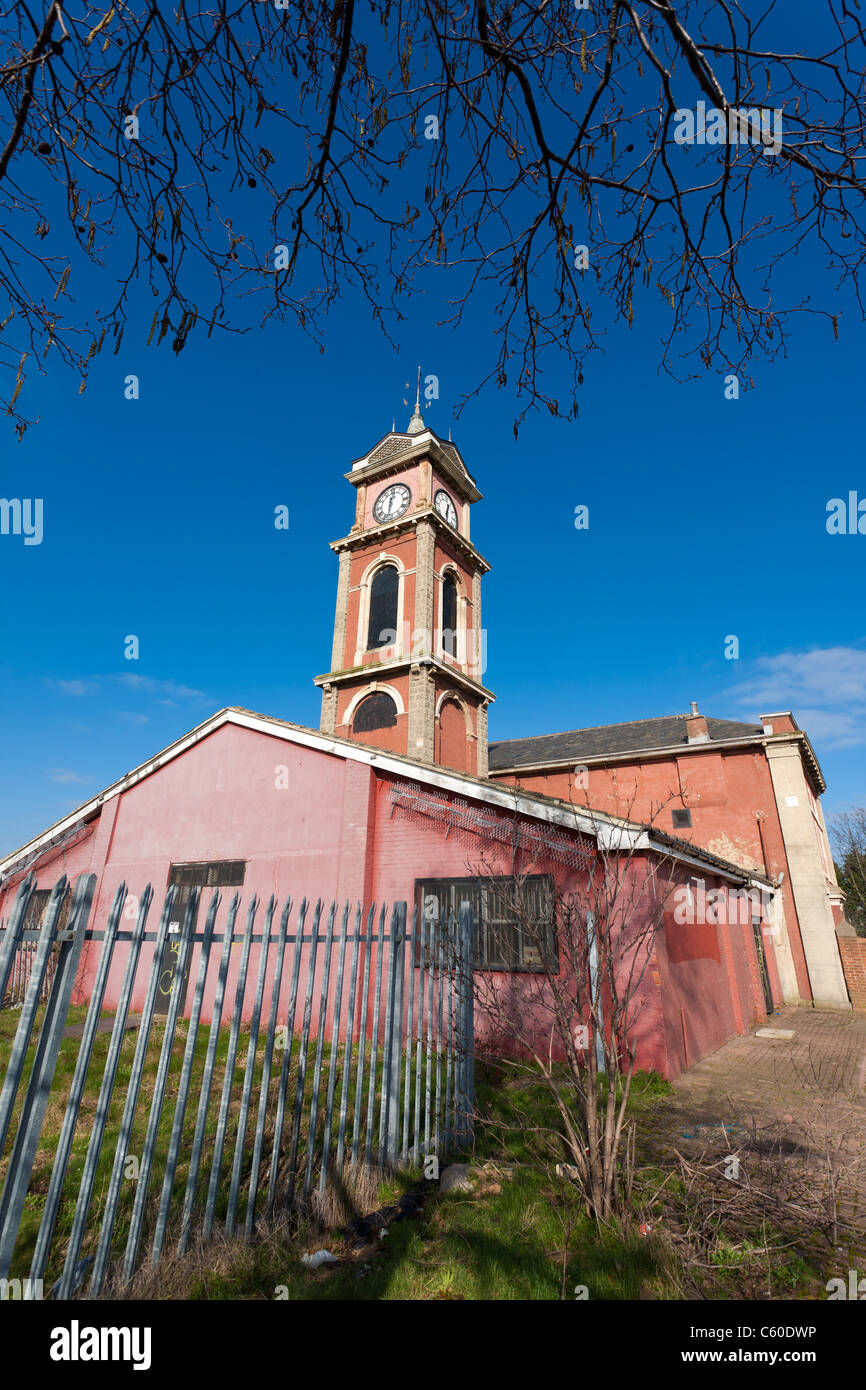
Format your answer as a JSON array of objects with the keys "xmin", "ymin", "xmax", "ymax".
[
  {"xmin": 373, "ymin": 483, "xmax": 410, "ymax": 523},
  {"xmin": 434, "ymin": 489, "xmax": 458, "ymax": 529}
]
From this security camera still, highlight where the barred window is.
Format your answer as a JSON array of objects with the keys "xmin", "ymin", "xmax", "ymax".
[
  {"xmin": 168, "ymin": 860, "xmax": 246, "ymax": 889},
  {"xmin": 414, "ymin": 875, "xmax": 556, "ymax": 972},
  {"xmin": 23, "ymin": 886, "xmax": 72, "ymax": 931}
]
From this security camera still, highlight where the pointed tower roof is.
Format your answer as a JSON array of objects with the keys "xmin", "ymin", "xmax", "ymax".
[{"xmin": 407, "ymin": 366, "xmax": 425, "ymax": 434}]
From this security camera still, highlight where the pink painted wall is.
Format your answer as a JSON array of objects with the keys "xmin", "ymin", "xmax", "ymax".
[
  {"xmin": 0, "ymin": 721, "xmax": 779, "ymax": 1078},
  {"xmin": 0, "ymin": 825, "xmax": 98, "ymax": 920}
]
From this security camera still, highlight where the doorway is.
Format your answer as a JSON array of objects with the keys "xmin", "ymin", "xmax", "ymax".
[
  {"xmin": 751, "ymin": 916, "xmax": 774, "ymax": 1015},
  {"xmin": 155, "ymin": 860, "xmax": 245, "ymax": 1015}
]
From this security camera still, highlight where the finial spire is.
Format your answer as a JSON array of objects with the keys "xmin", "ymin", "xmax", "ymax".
[{"xmin": 407, "ymin": 365, "xmax": 425, "ymax": 433}]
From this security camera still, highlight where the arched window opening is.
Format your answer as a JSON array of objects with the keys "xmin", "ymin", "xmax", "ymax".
[
  {"xmin": 354, "ymin": 691, "xmax": 398, "ymax": 732},
  {"xmin": 442, "ymin": 572, "xmax": 458, "ymax": 657},
  {"xmin": 367, "ymin": 565, "xmax": 399, "ymax": 649}
]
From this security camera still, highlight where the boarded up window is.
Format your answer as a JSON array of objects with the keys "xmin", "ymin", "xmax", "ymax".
[
  {"xmin": 367, "ymin": 565, "xmax": 399, "ymax": 649},
  {"xmin": 157, "ymin": 861, "xmax": 247, "ymax": 1016},
  {"xmin": 415, "ymin": 875, "xmax": 556, "ymax": 972},
  {"xmin": 354, "ymin": 692, "xmax": 398, "ymax": 732},
  {"xmin": 168, "ymin": 861, "xmax": 246, "ymax": 889}
]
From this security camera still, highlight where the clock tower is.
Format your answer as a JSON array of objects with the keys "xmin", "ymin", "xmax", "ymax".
[{"xmin": 314, "ymin": 386, "xmax": 494, "ymax": 776}]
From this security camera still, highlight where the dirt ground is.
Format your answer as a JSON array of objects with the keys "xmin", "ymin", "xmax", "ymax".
[{"xmin": 638, "ymin": 1005, "xmax": 866, "ymax": 1286}]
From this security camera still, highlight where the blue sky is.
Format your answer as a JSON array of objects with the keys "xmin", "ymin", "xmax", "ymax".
[
  {"xmin": 2, "ymin": 287, "xmax": 863, "ymax": 857},
  {"xmin": 1, "ymin": 8, "xmax": 864, "ymax": 857}
]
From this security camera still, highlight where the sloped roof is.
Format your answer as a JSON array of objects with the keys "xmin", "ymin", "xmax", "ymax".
[
  {"xmin": 0, "ymin": 707, "xmax": 772, "ymax": 889},
  {"xmin": 489, "ymin": 714, "xmax": 766, "ymax": 771}
]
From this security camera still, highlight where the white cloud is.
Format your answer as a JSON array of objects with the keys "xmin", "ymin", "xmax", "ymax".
[
  {"xmin": 45, "ymin": 673, "xmax": 208, "ymax": 703},
  {"xmin": 116, "ymin": 674, "xmax": 206, "ymax": 700},
  {"xmin": 725, "ymin": 646, "xmax": 866, "ymax": 749},
  {"xmin": 49, "ymin": 769, "xmax": 94, "ymax": 784},
  {"xmin": 45, "ymin": 679, "xmax": 96, "ymax": 696}
]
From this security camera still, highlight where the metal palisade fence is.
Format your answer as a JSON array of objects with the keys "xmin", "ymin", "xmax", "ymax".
[{"xmin": 0, "ymin": 872, "xmax": 475, "ymax": 1297}]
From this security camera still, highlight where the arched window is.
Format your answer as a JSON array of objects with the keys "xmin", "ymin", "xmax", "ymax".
[
  {"xmin": 442, "ymin": 572, "xmax": 458, "ymax": 657},
  {"xmin": 367, "ymin": 565, "xmax": 399, "ymax": 649},
  {"xmin": 353, "ymin": 691, "xmax": 398, "ymax": 732}
]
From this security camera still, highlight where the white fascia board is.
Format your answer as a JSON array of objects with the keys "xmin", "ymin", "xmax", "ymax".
[
  {"xmin": 0, "ymin": 710, "xmax": 235, "ymax": 877},
  {"xmin": 595, "ymin": 824, "xmax": 651, "ymax": 852},
  {"xmin": 227, "ymin": 710, "xmax": 602, "ymax": 834},
  {"xmin": 1, "ymin": 706, "xmax": 769, "ymax": 889},
  {"xmin": 645, "ymin": 835, "xmax": 773, "ymax": 889}
]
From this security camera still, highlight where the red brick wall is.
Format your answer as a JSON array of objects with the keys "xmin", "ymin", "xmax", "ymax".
[
  {"xmin": 436, "ymin": 697, "xmax": 470, "ymax": 772},
  {"xmin": 838, "ymin": 937, "xmax": 866, "ymax": 1010},
  {"xmin": 493, "ymin": 744, "xmax": 813, "ymax": 1001}
]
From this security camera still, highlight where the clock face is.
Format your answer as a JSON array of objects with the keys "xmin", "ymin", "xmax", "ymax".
[
  {"xmin": 373, "ymin": 483, "xmax": 410, "ymax": 523},
  {"xmin": 434, "ymin": 489, "xmax": 458, "ymax": 529}
]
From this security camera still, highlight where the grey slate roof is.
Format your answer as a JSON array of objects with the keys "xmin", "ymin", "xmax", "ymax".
[
  {"xmin": 368, "ymin": 434, "xmax": 414, "ymax": 465},
  {"xmin": 488, "ymin": 714, "xmax": 765, "ymax": 771}
]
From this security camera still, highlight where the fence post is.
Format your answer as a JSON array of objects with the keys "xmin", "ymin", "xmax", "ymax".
[
  {"xmin": 384, "ymin": 902, "xmax": 406, "ymax": 1167},
  {"xmin": 0, "ymin": 872, "xmax": 96, "ymax": 1281},
  {"xmin": 454, "ymin": 900, "xmax": 474, "ymax": 1151},
  {"xmin": 30, "ymin": 881, "xmax": 128, "ymax": 1282},
  {"xmin": 0, "ymin": 873, "xmax": 34, "ymax": 1007}
]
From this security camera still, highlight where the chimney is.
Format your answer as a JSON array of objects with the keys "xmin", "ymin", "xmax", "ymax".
[
  {"xmin": 686, "ymin": 701, "xmax": 709, "ymax": 744},
  {"xmin": 759, "ymin": 711, "xmax": 797, "ymax": 735}
]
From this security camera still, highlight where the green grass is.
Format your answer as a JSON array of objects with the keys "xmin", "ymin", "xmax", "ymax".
[
  {"xmin": 1, "ymin": 1007, "xmax": 680, "ymax": 1299},
  {"xmin": 0, "ymin": 1004, "xmax": 392, "ymax": 1290},
  {"xmin": 267, "ymin": 1170, "xmax": 669, "ymax": 1301},
  {"xmin": 157, "ymin": 1058, "xmax": 680, "ymax": 1301},
  {"xmin": 3, "ymin": 1008, "xmax": 835, "ymax": 1300}
]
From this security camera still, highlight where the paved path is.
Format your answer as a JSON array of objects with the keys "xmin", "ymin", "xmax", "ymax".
[
  {"xmin": 639, "ymin": 1006, "xmax": 866, "ymax": 1258},
  {"xmin": 62, "ymin": 1015, "xmax": 141, "ymax": 1039}
]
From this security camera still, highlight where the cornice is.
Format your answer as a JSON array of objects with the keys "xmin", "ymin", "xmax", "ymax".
[
  {"xmin": 345, "ymin": 435, "xmax": 482, "ymax": 503},
  {"xmin": 314, "ymin": 653, "xmax": 495, "ymax": 702},
  {"xmin": 329, "ymin": 507, "xmax": 490, "ymax": 573}
]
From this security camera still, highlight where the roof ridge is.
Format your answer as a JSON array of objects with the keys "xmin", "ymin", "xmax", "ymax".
[
  {"xmin": 0, "ymin": 704, "xmax": 640, "ymax": 872},
  {"xmin": 1, "ymin": 704, "xmax": 772, "ymax": 888},
  {"xmin": 489, "ymin": 712, "xmax": 692, "ymax": 746},
  {"xmin": 490, "ymin": 711, "xmax": 766, "ymax": 748}
]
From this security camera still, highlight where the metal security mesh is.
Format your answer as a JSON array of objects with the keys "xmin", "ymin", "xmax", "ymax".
[{"xmin": 389, "ymin": 782, "xmax": 593, "ymax": 868}]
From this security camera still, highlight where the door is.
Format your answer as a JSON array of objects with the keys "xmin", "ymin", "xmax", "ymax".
[
  {"xmin": 155, "ymin": 860, "xmax": 245, "ymax": 1015},
  {"xmin": 751, "ymin": 916, "xmax": 774, "ymax": 1015}
]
